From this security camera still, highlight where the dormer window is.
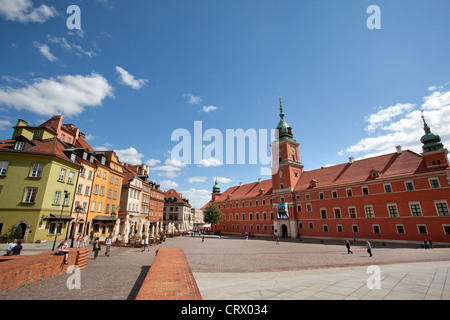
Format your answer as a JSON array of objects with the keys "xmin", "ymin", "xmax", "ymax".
[
  {"xmin": 70, "ymin": 153, "xmax": 76, "ymax": 162},
  {"xmin": 310, "ymin": 179, "xmax": 318, "ymax": 188},
  {"xmin": 370, "ymin": 168, "xmax": 380, "ymax": 178},
  {"xmin": 14, "ymin": 141, "xmax": 25, "ymax": 150},
  {"xmin": 101, "ymin": 156, "xmax": 106, "ymax": 165}
]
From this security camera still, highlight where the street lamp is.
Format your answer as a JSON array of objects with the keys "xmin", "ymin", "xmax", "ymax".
[
  {"xmin": 70, "ymin": 204, "xmax": 83, "ymax": 248},
  {"xmin": 52, "ymin": 190, "xmax": 69, "ymax": 251}
]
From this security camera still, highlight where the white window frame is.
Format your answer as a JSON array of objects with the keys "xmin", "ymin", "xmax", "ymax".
[
  {"xmin": 31, "ymin": 163, "xmax": 43, "ymax": 177},
  {"xmin": 23, "ymin": 188, "xmax": 37, "ymax": 203},
  {"xmin": 0, "ymin": 161, "xmax": 9, "ymax": 176},
  {"xmin": 58, "ymin": 168, "xmax": 66, "ymax": 182},
  {"xmin": 429, "ymin": 178, "xmax": 440, "ymax": 189},
  {"xmin": 409, "ymin": 202, "xmax": 423, "ymax": 217},
  {"xmin": 434, "ymin": 200, "xmax": 449, "ymax": 216}
]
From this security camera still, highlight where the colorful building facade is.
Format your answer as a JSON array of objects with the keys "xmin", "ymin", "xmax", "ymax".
[
  {"xmin": 206, "ymin": 101, "xmax": 450, "ymax": 245},
  {"xmin": 0, "ymin": 122, "xmax": 81, "ymax": 243}
]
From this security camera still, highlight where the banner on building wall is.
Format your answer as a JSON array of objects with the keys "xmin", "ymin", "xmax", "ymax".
[{"xmin": 276, "ymin": 202, "xmax": 289, "ymax": 219}]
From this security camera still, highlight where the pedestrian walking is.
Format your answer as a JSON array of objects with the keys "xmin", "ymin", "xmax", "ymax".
[
  {"xmin": 105, "ymin": 236, "xmax": 111, "ymax": 257},
  {"xmin": 346, "ymin": 240, "xmax": 353, "ymax": 254},
  {"xmin": 424, "ymin": 239, "xmax": 429, "ymax": 249},
  {"xmin": 201, "ymin": 235, "xmax": 205, "ymax": 243},
  {"xmin": 12, "ymin": 241, "xmax": 23, "ymax": 255},
  {"xmin": 276, "ymin": 236, "xmax": 279, "ymax": 244},
  {"xmin": 428, "ymin": 237, "xmax": 433, "ymax": 249},
  {"xmin": 76, "ymin": 235, "xmax": 82, "ymax": 248},
  {"xmin": 366, "ymin": 240, "xmax": 372, "ymax": 257},
  {"xmin": 92, "ymin": 238, "xmax": 101, "ymax": 260},
  {"xmin": 144, "ymin": 236, "xmax": 149, "ymax": 251},
  {"xmin": 140, "ymin": 237, "xmax": 145, "ymax": 252}
]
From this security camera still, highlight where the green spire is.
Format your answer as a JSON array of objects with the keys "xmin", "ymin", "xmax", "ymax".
[
  {"xmin": 420, "ymin": 112, "xmax": 444, "ymax": 153},
  {"xmin": 276, "ymin": 95, "xmax": 293, "ymax": 141},
  {"xmin": 212, "ymin": 176, "xmax": 221, "ymax": 194},
  {"xmin": 279, "ymin": 95, "xmax": 285, "ymax": 119}
]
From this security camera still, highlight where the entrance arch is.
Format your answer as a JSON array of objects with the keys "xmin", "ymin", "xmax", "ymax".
[
  {"xmin": 281, "ymin": 224, "xmax": 288, "ymax": 238},
  {"xmin": 14, "ymin": 220, "xmax": 30, "ymax": 241}
]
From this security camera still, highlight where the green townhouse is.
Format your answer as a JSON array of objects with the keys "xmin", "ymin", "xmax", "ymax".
[{"xmin": 0, "ymin": 121, "xmax": 81, "ymax": 243}]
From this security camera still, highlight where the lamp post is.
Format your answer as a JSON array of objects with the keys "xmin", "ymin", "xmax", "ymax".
[
  {"xmin": 70, "ymin": 204, "xmax": 83, "ymax": 248},
  {"xmin": 52, "ymin": 190, "xmax": 68, "ymax": 251}
]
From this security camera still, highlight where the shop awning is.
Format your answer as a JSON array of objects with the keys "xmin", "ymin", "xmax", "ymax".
[
  {"xmin": 44, "ymin": 214, "xmax": 74, "ymax": 221},
  {"xmin": 92, "ymin": 215, "xmax": 117, "ymax": 222}
]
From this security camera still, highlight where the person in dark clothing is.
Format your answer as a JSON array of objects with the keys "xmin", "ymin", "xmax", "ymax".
[
  {"xmin": 346, "ymin": 240, "xmax": 353, "ymax": 254},
  {"xmin": 12, "ymin": 241, "xmax": 23, "ymax": 255}
]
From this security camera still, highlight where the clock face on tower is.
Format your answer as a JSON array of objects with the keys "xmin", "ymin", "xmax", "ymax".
[{"xmin": 290, "ymin": 147, "xmax": 295, "ymax": 154}]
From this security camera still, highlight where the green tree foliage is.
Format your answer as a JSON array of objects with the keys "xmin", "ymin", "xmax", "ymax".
[{"xmin": 203, "ymin": 203, "xmax": 221, "ymax": 225}]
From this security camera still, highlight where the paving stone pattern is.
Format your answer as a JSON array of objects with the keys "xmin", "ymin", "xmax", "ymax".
[{"xmin": 1, "ymin": 235, "xmax": 450, "ymax": 300}]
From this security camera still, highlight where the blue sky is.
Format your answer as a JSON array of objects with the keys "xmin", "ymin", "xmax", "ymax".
[{"xmin": 1, "ymin": 0, "xmax": 450, "ymax": 208}]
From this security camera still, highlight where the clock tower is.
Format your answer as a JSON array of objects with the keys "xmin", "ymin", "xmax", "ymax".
[{"xmin": 271, "ymin": 97, "xmax": 304, "ymax": 193}]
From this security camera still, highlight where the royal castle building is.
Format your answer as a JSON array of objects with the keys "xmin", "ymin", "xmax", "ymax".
[{"xmin": 205, "ymin": 100, "xmax": 450, "ymax": 245}]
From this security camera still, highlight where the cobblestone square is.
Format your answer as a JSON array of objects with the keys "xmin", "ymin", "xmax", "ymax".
[{"xmin": 1, "ymin": 235, "xmax": 450, "ymax": 300}]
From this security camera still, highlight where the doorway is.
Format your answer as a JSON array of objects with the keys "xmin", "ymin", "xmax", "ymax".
[{"xmin": 282, "ymin": 224, "xmax": 288, "ymax": 238}]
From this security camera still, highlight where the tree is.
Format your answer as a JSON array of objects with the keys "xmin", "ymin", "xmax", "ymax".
[{"xmin": 203, "ymin": 202, "xmax": 221, "ymax": 226}]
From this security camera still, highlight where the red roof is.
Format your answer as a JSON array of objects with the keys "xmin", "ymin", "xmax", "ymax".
[
  {"xmin": 294, "ymin": 150, "xmax": 426, "ymax": 191},
  {"xmin": 207, "ymin": 150, "xmax": 435, "ymax": 206}
]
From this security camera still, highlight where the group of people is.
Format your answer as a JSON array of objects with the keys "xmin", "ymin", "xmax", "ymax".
[
  {"xmin": 53, "ymin": 236, "xmax": 112, "ymax": 264},
  {"xmin": 3, "ymin": 239, "xmax": 23, "ymax": 256},
  {"xmin": 345, "ymin": 239, "xmax": 373, "ymax": 257},
  {"xmin": 424, "ymin": 238, "xmax": 433, "ymax": 249},
  {"xmin": 140, "ymin": 236, "xmax": 151, "ymax": 252}
]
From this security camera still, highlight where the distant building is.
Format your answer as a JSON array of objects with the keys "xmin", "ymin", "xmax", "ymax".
[
  {"xmin": 164, "ymin": 189, "xmax": 193, "ymax": 232},
  {"xmin": 191, "ymin": 208, "xmax": 205, "ymax": 231},
  {"xmin": 204, "ymin": 99, "xmax": 450, "ymax": 245}
]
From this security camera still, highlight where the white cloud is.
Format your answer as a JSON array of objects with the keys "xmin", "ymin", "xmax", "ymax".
[
  {"xmin": 365, "ymin": 103, "xmax": 415, "ymax": 133},
  {"xmin": 47, "ymin": 35, "xmax": 97, "ymax": 58},
  {"xmin": 93, "ymin": 142, "xmax": 114, "ymax": 151},
  {"xmin": 145, "ymin": 158, "xmax": 161, "ymax": 167},
  {"xmin": 216, "ymin": 176, "xmax": 232, "ymax": 183},
  {"xmin": 149, "ymin": 158, "xmax": 186, "ymax": 178},
  {"xmin": 339, "ymin": 87, "xmax": 450, "ymax": 158},
  {"xmin": 159, "ymin": 180, "xmax": 179, "ymax": 190},
  {"xmin": 188, "ymin": 176, "xmax": 207, "ymax": 183},
  {"xmin": 182, "ymin": 93, "xmax": 201, "ymax": 104},
  {"xmin": 422, "ymin": 90, "xmax": 450, "ymax": 111},
  {"xmin": 114, "ymin": 147, "xmax": 145, "ymax": 165},
  {"xmin": 0, "ymin": 119, "xmax": 12, "ymax": 131},
  {"xmin": 34, "ymin": 42, "xmax": 58, "ymax": 62},
  {"xmin": 84, "ymin": 134, "xmax": 94, "ymax": 141},
  {"xmin": 179, "ymin": 188, "xmax": 211, "ymax": 209},
  {"xmin": 0, "ymin": 0, "xmax": 58, "ymax": 23},
  {"xmin": 201, "ymin": 105, "xmax": 218, "ymax": 113},
  {"xmin": 115, "ymin": 66, "xmax": 148, "ymax": 90},
  {"xmin": 0, "ymin": 73, "xmax": 114, "ymax": 116},
  {"xmin": 198, "ymin": 157, "xmax": 223, "ymax": 167}
]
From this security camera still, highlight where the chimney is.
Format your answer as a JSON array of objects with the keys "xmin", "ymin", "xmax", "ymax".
[
  {"xmin": 396, "ymin": 145, "xmax": 402, "ymax": 154},
  {"xmin": 258, "ymin": 178, "xmax": 262, "ymax": 183},
  {"xmin": 349, "ymin": 157, "xmax": 354, "ymax": 164},
  {"xmin": 239, "ymin": 182, "xmax": 243, "ymax": 186}
]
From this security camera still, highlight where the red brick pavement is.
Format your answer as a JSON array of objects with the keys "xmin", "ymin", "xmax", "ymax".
[{"xmin": 135, "ymin": 247, "xmax": 202, "ymax": 300}]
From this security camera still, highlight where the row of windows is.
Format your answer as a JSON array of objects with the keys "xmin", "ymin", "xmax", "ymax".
[
  {"xmin": 218, "ymin": 198, "xmax": 273, "ymax": 210},
  {"xmin": 302, "ymin": 201, "xmax": 449, "ymax": 218},
  {"xmin": 223, "ymin": 223, "xmax": 273, "ymax": 232},
  {"xmin": 300, "ymin": 222, "xmax": 450, "ymax": 236},
  {"xmin": 293, "ymin": 178, "xmax": 442, "ymax": 201},
  {"xmin": 222, "ymin": 212, "xmax": 274, "ymax": 221}
]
